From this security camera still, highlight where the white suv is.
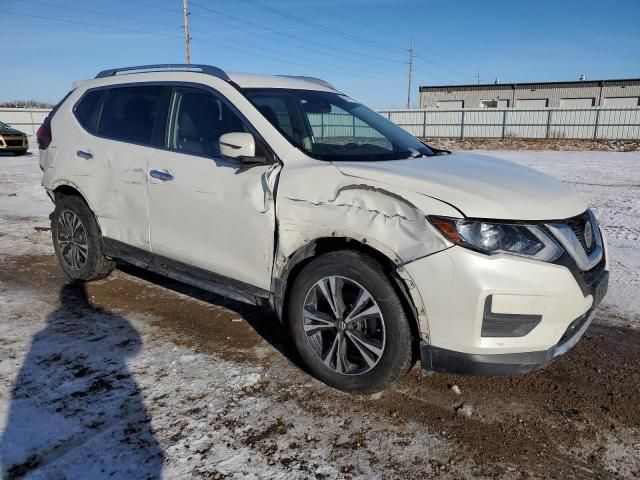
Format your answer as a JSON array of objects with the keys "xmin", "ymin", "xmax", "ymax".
[{"xmin": 38, "ymin": 64, "xmax": 609, "ymax": 393}]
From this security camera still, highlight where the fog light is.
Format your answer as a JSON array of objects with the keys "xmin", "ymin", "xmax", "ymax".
[{"xmin": 481, "ymin": 296, "xmax": 542, "ymax": 337}]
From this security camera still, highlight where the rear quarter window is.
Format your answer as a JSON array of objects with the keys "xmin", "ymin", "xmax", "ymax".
[
  {"xmin": 98, "ymin": 86, "xmax": 163, "ymax": 145},
  {"xmin": 74, "ymin": 90, "xmax": 106, "ymax": 134}
]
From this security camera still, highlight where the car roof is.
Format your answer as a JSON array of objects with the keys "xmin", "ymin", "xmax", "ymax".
[
  {"xmin": 227, "ymin": 72, "xmax": 336, "ymax": 91},
  {"xmin": 87, "ymin": 64, "xmax": 337, "ymax": 92}
]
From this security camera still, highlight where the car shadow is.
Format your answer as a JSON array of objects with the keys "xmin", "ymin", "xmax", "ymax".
[
  {"xmin": 115, "ymin": 261, "xmax": 305, "ymax": 371},
  {"xmin": 0, "ymin": 282, "xmax": 163, "ymax": 479}
]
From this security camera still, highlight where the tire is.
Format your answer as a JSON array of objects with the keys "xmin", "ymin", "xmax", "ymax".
[
  {"xmin": 51, "ymin": 194, "xmax": 115, "ymax": 281},
  {"xmin": 288, "ymin": 250, "xmax": 413, "ymax": 394}
]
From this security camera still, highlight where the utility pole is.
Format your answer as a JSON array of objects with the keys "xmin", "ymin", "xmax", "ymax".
[
  {"xmin": 475, "ymin": 71, "xmax": 480, "ymax": 85},
  {"xmin": 406, "ymin": 39, "xmax": 414, "ymax": 109},
  {"xmin": 183, "ymin": 0, "xmax": 191, "ymax": 64}
]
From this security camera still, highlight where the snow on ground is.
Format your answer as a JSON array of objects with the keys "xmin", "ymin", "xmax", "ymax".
[
  {"xmin": 1, "ymin": 149, "xmax": 639, "ymax": 479},
  {"xmin": 0, "ymin": 152, "xmax": 463, "ymax": 479},
  {"xmin": 3, "ymin": 149, "xmax": 638, "ymax": 320},
  {"xmin": 474, "ymin": 150, "xmax": 640, "ymax": 321}
]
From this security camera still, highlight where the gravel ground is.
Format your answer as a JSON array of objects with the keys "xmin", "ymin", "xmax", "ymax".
[{"xmin": 0, "ymin": 150, "xmax": 639, "ymax": 479}]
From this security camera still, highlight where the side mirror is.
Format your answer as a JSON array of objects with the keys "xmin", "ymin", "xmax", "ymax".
[{"xmin": 219, "ymin": 132, "xmax": 265, "ymax": 164}]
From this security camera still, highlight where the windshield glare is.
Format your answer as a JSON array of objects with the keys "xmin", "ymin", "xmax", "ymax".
[{"xmin": 244, "ymin": 88, "xmax": 433, "ymax": 161}]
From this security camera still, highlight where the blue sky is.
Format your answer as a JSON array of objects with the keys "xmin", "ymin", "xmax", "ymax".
[{"xmin": 1, "ymin": 0, "xmax": 639, "ymax": 107}]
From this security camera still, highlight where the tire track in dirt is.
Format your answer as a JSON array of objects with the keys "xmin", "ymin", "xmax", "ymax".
[{"xmin": 2, "ymin": 254, "xmax": 640, "ymax": 478}]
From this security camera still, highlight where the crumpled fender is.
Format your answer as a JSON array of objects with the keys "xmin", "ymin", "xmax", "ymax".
[{"xmin": 273, "ymin": 160, "xmax": 461, "ymax": 341}]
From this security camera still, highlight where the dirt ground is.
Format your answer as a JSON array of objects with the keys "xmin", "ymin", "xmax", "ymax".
[
  {"xmin": 423, "ymin": 138, "xmax": 640, "ymax": 152},
  {"xmin": 1, "ymin": 250, "xmax": 639, "ymax": 479},
  {"xmin": 1, "ymin": 151, "xmax": 639, "ymax": 479}
]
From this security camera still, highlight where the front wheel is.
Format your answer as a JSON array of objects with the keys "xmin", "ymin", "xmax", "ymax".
[{"xmin": 288, "ymin": 251, "xmax": 414, "ymax": 394}]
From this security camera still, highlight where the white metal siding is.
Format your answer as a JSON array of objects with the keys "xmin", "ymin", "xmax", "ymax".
[
  {"xmin": 376, "ymin": 107, "xmax": 640, "ymax": 140},
  {"xmin": 0, "ymin": 108, "xmax": 50, "ymax": 135},
  {"xmin": 436, "ymin": 100, "xmax": 464, "ymax": 109}
]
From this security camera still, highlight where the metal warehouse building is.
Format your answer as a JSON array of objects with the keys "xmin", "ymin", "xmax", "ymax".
[{"xmin": 419, "ymin": 78, "xmax": 640, "ymax": 109}]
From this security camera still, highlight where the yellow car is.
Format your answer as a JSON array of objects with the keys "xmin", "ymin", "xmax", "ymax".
[{"xmin": 0, "ymin": 121, "xmax": 28, "ymax": 156}]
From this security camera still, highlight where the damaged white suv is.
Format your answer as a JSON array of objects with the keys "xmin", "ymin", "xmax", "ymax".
[{"xmin": 38, "ymin": 64, "xmax": 609, "ymax": 393}]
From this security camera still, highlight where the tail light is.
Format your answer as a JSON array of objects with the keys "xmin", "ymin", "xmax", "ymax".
[
  {"xmin": 37, "ymin": 89, "xmax": 75, "ymax": 150},
  {"xmin": 37, "ymin": 117, "xmax": 52, "ymax": 150}
]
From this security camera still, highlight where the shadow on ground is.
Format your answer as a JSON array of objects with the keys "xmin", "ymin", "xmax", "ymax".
[{"xmin": 0, "ymin": 282, "xmax": 163, "ymax": 479}]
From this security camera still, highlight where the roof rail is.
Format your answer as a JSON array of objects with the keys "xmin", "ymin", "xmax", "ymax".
[
  {"xmin": 95, "ymin": 64, "xmax": 230, "ymax": 81},
  {"xmin": 278, "ymin": 75, "xmax": 336, "ymax": 90}
]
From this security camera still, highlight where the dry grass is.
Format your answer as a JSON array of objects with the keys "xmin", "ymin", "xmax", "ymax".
[{"xmin": 423, "ymin": 137, "xmax": 640, "ymax": 152}]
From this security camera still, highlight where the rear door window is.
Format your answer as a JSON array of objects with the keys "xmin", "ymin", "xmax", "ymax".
[{"xmin": 98, "ymin": 86, "xmax": 163, "ymax": 145}]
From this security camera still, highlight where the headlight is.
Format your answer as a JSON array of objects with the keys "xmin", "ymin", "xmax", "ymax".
[{"xmin": 429, "ymin": 216, "xmax": 563, "ymax": 262}]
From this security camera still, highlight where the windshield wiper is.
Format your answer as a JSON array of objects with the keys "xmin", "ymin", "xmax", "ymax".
[{"xmin": 408, "ymin": 148, "xmax": 425, "ymax": 158}]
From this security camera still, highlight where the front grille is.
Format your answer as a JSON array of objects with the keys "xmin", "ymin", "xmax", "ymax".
[
  {"xmin": 1, "ymin": 135, "xmax": 25, "ymax": 147},
  {"xmin": 566, "ymin": 211, "xmax": 595, "ymax": 254},
  {"xmin": 582, "ymin": 255, "xmax": 606, "ymax": 286}
]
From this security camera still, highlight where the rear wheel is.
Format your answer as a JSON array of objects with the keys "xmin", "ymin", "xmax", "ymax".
[
  {"xmin": 51, "ymin": 194, "xmax": 114, "ymax": 281},
  {"xmin": 288, "ymin": 250, "xmax": 413, "ymax": 394}
]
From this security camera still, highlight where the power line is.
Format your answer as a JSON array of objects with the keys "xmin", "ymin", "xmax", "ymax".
[
  {"xmin": 19, "ymin": 0, "xmax": 181, "ymax": 29},
  {"xmin": 0, "ymin": 9, "xmax": 328, "ymax": 76},
  {"xmin": 237, "ymin": 0, "xmax": 405, "ymax": 54},
  {"xmin": 116, "ymin": 0, "xmax": 181, "ymax": 14},
  {"xmin": 187, "ymin": 1, "xmax": 405, "ymax": 66},
  {"xmin": 233, "ymin": 0, "xmax": 464, "ymax": 80},
  {"xmin": 115, "ymin": 0, "xmax": 460, "ymax": 80},
  {"xmin": 116, "ymin": 0, "xmax": 403, "ymax": 67},
  {"xmin": 414, "ymin": 55, "xmax": 468, "ymax": 79},
  {"xmin": 0, "ymin": 10, "xmax": 183, "ymax": 39}
]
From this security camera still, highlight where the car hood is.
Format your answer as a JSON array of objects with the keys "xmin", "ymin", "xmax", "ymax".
[
  {"xmin": 332, "ymin": 152, "xmax": 586, "ymax": 220},
  {"xmin": 0, "ymin": 125, "xmax": 23, "ymax": 135}
]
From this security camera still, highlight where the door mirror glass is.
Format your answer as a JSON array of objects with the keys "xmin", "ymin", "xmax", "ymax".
[{"xmin": 219, "ymin": 132, "xmax": 265, "ymax": 164}]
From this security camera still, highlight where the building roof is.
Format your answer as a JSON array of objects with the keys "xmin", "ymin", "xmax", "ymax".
[{"xmin": 419, "ymin": 78, "xmax": 640, "ymax": 92}]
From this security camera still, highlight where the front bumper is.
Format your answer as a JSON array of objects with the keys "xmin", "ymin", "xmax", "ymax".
[
  {"xmin": 0, "ymin": 134, "xmax": 28, "ymax": 153},
  {"xmin": 404, "ymin": 243, "xmax": 608, "ymax": 375},
  {"xmin": 421, "ymin": 304, "xmax": 599, "ymax": 375}
]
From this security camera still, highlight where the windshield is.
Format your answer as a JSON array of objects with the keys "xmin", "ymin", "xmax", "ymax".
[
  {"xmin": 244, "ymin": 88, "xmax": 433, "ymax": 161},
  {"xmin": 0, "ymin": 121, "xmax": 10, "ymax": 129}
]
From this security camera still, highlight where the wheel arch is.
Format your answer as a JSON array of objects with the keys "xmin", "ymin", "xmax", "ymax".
[
  {"xmin": 51, "ymin": 182, "xmax": 105, "ymax": 237},
  {"xmin": 270, "ymin": 236, "xmax": 429, "ymax": 348}
]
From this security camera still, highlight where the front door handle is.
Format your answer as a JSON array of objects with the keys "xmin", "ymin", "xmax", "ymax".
[
  {"xmin": 149, "ymin": 169, "xmax": 174, "ymax": 181},
  {"xmin": 76, "ymin": 150, "xmax": 93, "ymax": 160}
]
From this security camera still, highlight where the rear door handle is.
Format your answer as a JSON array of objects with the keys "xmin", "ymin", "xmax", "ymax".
[
  {"xmin": 76, "ymin": 150, "xmax": 93, "ymax": 160},
  {"xmin": 149, "ymin": 169, "xmax": 174, "ymax": 181}
]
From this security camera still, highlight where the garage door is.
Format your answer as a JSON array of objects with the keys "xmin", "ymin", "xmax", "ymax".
[
  {"xmin": 560, "ymin": 97, "xmax": 594, "ymax": 108},
  {"xmin": 516, "ymin": 99, "xmax": 548, "ymax": 108},
  {"xmin": 604, "ymin": 97, "xmax": 640, "ymax": 107}
]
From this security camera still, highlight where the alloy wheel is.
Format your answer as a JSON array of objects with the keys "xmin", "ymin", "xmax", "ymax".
[
  {"xmin": 56, "ymin": 210, "xmax": 89, "ymax": 271},
  {"xmin": 302, "ymin": 276, "xmax": 386, "ymax": 375}
]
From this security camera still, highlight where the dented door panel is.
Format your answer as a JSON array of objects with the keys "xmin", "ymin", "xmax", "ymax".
[
  {"xmin": 43, "ymin": 99, "xmax": 151, "ymax": 250},
  {"xmin": 148, "ymin": 150, "xmax": 279, "ymax": 291}
]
